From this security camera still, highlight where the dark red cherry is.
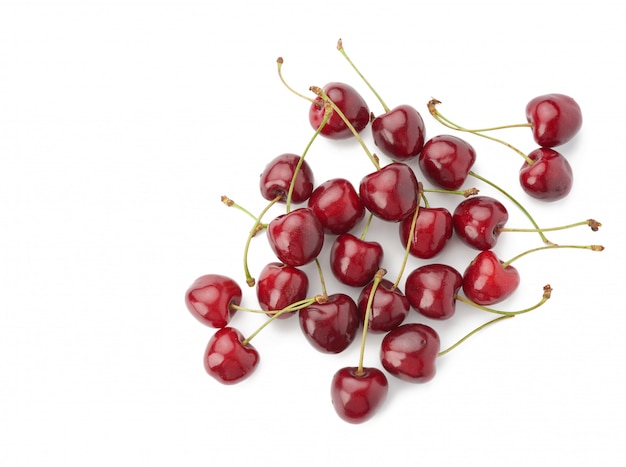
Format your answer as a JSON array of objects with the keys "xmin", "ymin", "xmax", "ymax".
[
  {"xmin": 259, "ymin": 153, "xmax": 315, "ymax": 204},
  {"xmin": 330, "ymin": 366, "xmax": 388, "ymax": 424},
  {"xmin": 519, "ymin": 148, "xmax": 573, "ymax": 201},
  {"xmin": 418, "ymin": 135, "xmax": 476, "ymax": 190},
  {"xmin": 371, "ymin": 104, "xmax": 426, "ymax": 161},
  {"xmin": 256, "ymin": 262, "xmax": 309, "ymax": 319},
  {"xmin": 307, "ymin": 178, "xmax": 365, "ymax": 234},
  {"xmin": 203, "ymin": 327, "xmax": 260, "ymax": 385},
  {"xmin": 299, "ymin": 293, "xmax": 359, "ymax": 354},
  {"xmin": 453, "ymin": 196, "xmax": 508, "ymax": 250},
  {"xmin": 380, "ymin": 323, "xmax": 440, "ymax": 383},
  {"xmin": 399, "ymin": 206, "xmax": 453, "ymax": 259},
  {"xmin": 267, "ymin": 207, "xmax": 324, "ymax": 267},
  {"xmin": 526, "ymin": 93, "xmax": 582, "ymax": 147},
  {"xmin": 357, "ymin": 279, "xmax": 410, "ymax": 333},
  {"xmin": 359, "ymin": 162, "xmax": 419, "ymax": 222},
  {"xmin": 329, "ymin": 233, "xmax": 384, "ymax": 287},
  {"xmin": 404, "ymin": 264, "xmax": 463, "ymax": 320},
  {"xmin": 309, "ymin": 82, "xmax": 370, "ymax": 139},
  {"xmin": 185, "ymin": 274, "xmax": 241, "ymax": 328},
  {"xmin": 462, "ymin": 250, "xmax": 520, "ymax": 306}
]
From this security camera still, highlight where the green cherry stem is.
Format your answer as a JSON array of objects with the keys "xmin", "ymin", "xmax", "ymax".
[
  {"xmin": 221, "ymin": 195, "xmax": 268, "ymax": 229},
  {"xmin": 437, "ymin": 314, "xmax": 514, "ymax": 357},
  {"xmin": 357, "ymin": 268, "xmax": 386, "ymax": 375},
  {"xmin": 393, "ymin": 187, "xmax": 423, "ymax": 290},
  {"xmin": 423, "ymin": 187, "xmax": 480, "ymax": 198},
  {"xmin": 501, "ymin": 244, "xmax": 605, "ymax": 269},
  {"xmin": 276, "ymin": 57, "xmax": 316, "ymax": 104},
  {"xmin": 359, "ymin": 212, "xmax": 375, "ymax": 241},
  {"xmin": 456, "ymin": 284, "xmax": 553, "ymax": 316},
  {"xmin": 498, "ymin": 219, "xmax": 602, "ymax": 233}
]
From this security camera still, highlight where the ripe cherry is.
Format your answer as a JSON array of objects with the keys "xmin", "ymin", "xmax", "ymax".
[
  {"xmin": 380, "ymin": 323, "xmax": 440, "ymax": 383},
  {"xmin": 259, "ymin": 153, "xmax": 314, "ymax": 204},
  {"xmin": 359, "ymin": 162, "xmax": 419, "ymax": 222},
  {"xmin": 371, "ymin": 104, "xmax": 426, "ymax": 161},
  {"xmin": 526, "ymin": 93, "xmax": 582, "ymax": 147},
  {"xmin": 267, "ymin": 207, "xmax": 324, "ymax": 267},
  {"xmin": 299, "ymin": 293, "xmax": 359, "ymax": 354},
  {"xmin": 462, "ymin": 250, "xmax": 520, "ymax": 306},
  {"xmin": 418, "ymin": 135, "xmax": 476, "ymax": 190},
  {"xmin": 405, "ymin": 264, "xmax": 463, "ymax": 320},
  {"xmin": 519, "ymin": 148, "xmax": 573, "ymax": 201},
  {"xmin": 329, "ymin": 233, "xmax": 384, "ymax": 287},
  {"xmin": 330, "ymin": 366, "xmax": 388, "ymax": 424},
  {"xmin": 256, "ymin": 262, "xmax": 309, "ymax": 319},
  {"xmin": 399, "ymin": 206, "xmax": 453, "ymax": 259},
  {"xmin": 185, "ymin": 274, "xmax": 241, "ymax": 328},
  {"xmin": 453, "ymin": 196, "xmax": 508, "ymax": 250},
  {"xmin": 309, "ymin": 82, "xmax": 370, "ymax": 139},
  {"xmin": 307, "ymin": 178, "xmax": 365, "ymax": 234},
  {"xmin": 357, "ymin": 278, "xmax": 410, "ymax": 333},
  {"xmin": 204, "ymin": 327, "xmax": 260, "ymax": 385}
]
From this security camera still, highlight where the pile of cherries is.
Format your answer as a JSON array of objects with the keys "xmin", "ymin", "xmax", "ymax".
[{"xmin": 184, "ymin": 40, "xmax": 603, "ymax": 424}]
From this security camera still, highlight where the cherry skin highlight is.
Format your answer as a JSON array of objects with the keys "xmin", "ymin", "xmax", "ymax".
[
  {"xmin": 307, "ymin": 178, "xmax": 365, "ymax": 234},
  {"xmin": 330, "ymin": 366, "xmax": 389, "ymax": 424},
  {"xmin": 399, "ymin": 206, "xmax": 453, "ymax": 259},
  {"xmin": 526, "ymin": 93, "xmax": 582, "ymax": 147},
  {"xmin": 267, "ymin": 207, "xmax": 324, "ymax": 267},
  {"xmin": 462, "ymin": 250, "xmax": 520, "ymax": 306},
  {"xmin": 519, "ymin": 148, "xmax": 573, "ymax": 201},
  {"xmin": 329, "ymin": 233, "xmax": 384, "ymax": 287},
  {"xmin": 185, "ymin": 274, "xmax": 241, "ymax": 328},
  {"xmin": 418, "ymin": 135, "xmax": 476, "ymax": 190},
  {"xmin": 259, "ymin": 153, "xmax": 315, "ymax": 204},
  {"xmin": 372, "ymin": 104, "xmax": 426, "ymax": 161},
  {"xmin": 309, "ymin": 82, "xmax": 370, "ymax": 139},
  {"xmin": 405, "ymin": 264, "xmax": 463, "ymax": 320},
  {"xmin": 256, "ymin": 262, "xmax": 309, "ymax": 319},
  {"xmin": 380, "ymin": 323, "xmax": 440, "ymax": 383},
  {"xmin": 453, "ymin": 196, "xmax": 508, "ymax": 250},
  {"xmin": 204, "ymin": 327, "xmax": 260, "ymax": 385}
]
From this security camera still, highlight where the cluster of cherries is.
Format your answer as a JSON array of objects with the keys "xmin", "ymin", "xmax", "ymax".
[{"xmin": 184, "ymin": 40, "xmax": 603, "ymax": 424}]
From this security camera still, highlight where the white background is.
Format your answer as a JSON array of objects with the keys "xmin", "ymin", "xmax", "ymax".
[{"xmin": 1, "ymin": 0, "xmax": 625, "ymax": 465}]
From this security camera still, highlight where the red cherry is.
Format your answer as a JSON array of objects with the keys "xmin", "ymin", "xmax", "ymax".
[
  {"xmin": 519, "ymin": 148, "xmax": 573, "ymax": 201},
  {"xmin": 453, "ymin": 196, "xmax": 508, "ymax": 250},
  {"xmin": 299, "ymin": 293, "xmax": 359, "ymax": 354},
  {"xmin": 309, "ymin": 82, "xmax": 370, "ymax": 139},
  {"xmin": 256, "ymin": 262, "xmax": 309, "ymax": 319},
  {"xmin": 399, "ymin": 206, "xmax": 453, "ymax": 259},
  {"xmin": 259, "ymin": 153, "xmax": 314, "ymax": 204},
  {"xmin": 329, "ymin": 233, "xmax": 384, "ymax": 287},
  {"xmin": 418, "ymin": 135, "xmax": 476, "ymax": 190},
  {"xmin": 357, "ymin": 278, "xmax": 410, "ymax": 333},
  {"xmin": 330, "ymin": 366, "xmax": 388, "ymax": 424},
  {"xmin": 371, "ymin": 104, "xmax": 426, "ymax": 161},
  {"xmin": 307, "ymin": 178, "xmax": 365, "ymax": 234},
  {"xmin": 203, "ymin": 327, "xmax": 260, "ymax": 385},
  {"xmin": 267, "ymin": 207, "xmax": 324, "ymax": 267},
  {"xmin": 359, "ymin": 162, "xmax": 419, "ymax": 222},
  {"xmin": 185, "ymin": 274, "xmax": 241, "ymax": 328},
  {"xmin": 462, "ymin": 250, "xmax": 520, "ymax": 306},
  {"xmin": 526, "ymin": 93, "xmax": 582, "ymax": 147},
  {"xmin": 404, "ymin": 264, "xmax": 463, "ymax": 320},
  {"xmin": 380, "ymin": 323, "xmax": 440, "ymax": 383}
]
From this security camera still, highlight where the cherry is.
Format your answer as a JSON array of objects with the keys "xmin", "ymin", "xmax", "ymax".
[
  {"xmin": 453, "ymin": 196, "xmax": 508, "ymax": 250},
  {"xmin": 418, "ymin": 135, "xmax": 476, "ymax": 190},
  {"xmin": 299, "ymin": 293, "xmax": 359, "ymax": 354},
  {"xmin": 204, "ymin": 327, "xmax": 260, "ymax": 385},
  {"xmin": 519, "ymin": 148, "xmax": 573, "ymax": 201},
  {"xmin": 329, "ymin": 233, "xmax": 384, "ymax": 287},
  {"xmin": 371, "ymin": 104, "xmax": 426, "ymax": 161},
  {"xmin": 399, "ymin": 206, "xmax": 453, "ymax": 259},
  {"xmin": 380, "ymin": 323, "xmax": 440, "ymax": 383},
  {"xmin": 357, "ymin": 278, "xmax": 410, "ymax": 333},
  {"xmin": 185, "ymin": 274, "xmax": 241, "ymax": 328},
  {"xmin": 259, "ymin": 153, "xmax": 315, "ymax": 204},
  {"xmin": 307, "ymin": 178, "xmax": 365, "ymax": 234},
  {"xmin": 526, "ymin": 93, "xmax": 582, "ymax": 147},
  {"xmin": 267, "ymin": 207, "xmax": 324, "ymax": 267},
  {"xmin": 462, "ymin": 250, "xmax": 520, "ymax": 306},
  {"xmin": 256, "ymin": 262, "xmax": 309, "ymax": 319},
  {"xmin": 309, "ymin": 82, "xmax": 370, "ymax": 139},
  {"xmin": 330, "ymin": 366, "xmax": 388, "ymax": 424},
  {"xmin": 405, "ymin": 264, "xmax": 463, "ymax": 320},
  {"xmin": 359, "ymin": 162, "xmax": 419, "ymax": 222}
]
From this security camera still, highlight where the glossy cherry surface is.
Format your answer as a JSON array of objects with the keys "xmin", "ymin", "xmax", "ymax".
[
  {"xmin": 204, "ymin": 327, "xmax": 259, "ymax": 385},
  {"xmin": 329, "ymin": 233, "xmax": 383, "ymax": 287},
  {"xmin": 462, "ymin": 250, "xmax": 520, "ymax": 306},
  {"xmin": 256, "ymin": 262, "xmax": 309, "ymax": 319},
  {"xmin": 267, "ymin": 207, "xmax": 324, "ymax": 267},
  {"xmin": 372, "ymin": 104, "xmax": 426, "ymax": 161},
  {"xmin": 259, "ymin": 153, "xmax": 315, "ymax": 204},
  {"xmin": 399, "ymin": 206, "xmax": 453, "ymax": 259},
  {"xmin": 519, "ymin": 148, "xmax": 573, "ymax": 201},
  {"xmin": 357, "ymin": 278, "xmax": 410, "ymax": 333},
  {"xmin": 307, "ymin": 178, "xmax": 365, "ymax": 234},
  {"xmin": 526, "ymin": 93, "xmax": 582, "ymax": 147},
  {"xmin": 185, "ymin": 274, "xmax": 241, "ymax": 328},
  {"xmin": 330, "ymin": 366, "xmax": 388, "ymax": 424},
  {"xmin": 380, "ymin": 323, "xmax": 440, "ymax": 383},
  {"xmin": 359, "ymin": 162, "xmax": 419, "ymax": 222},
  {"xmin": 309, "ymin": 82, "xmax": 370, "ymax": 139},
  {"xmin": 405, "ymin": 264, "xmax": 463, "ymax": 320},
  {"xmin": 453, "ymin": 196, "xmax": 508, "ymax": 250},
  {"xmin": 299, "ymin": 293, "xmax": 359, "ymax": 354},
  {"xmin": 418, "ymin": 135, "xmax": 476, "ymax": 190}
]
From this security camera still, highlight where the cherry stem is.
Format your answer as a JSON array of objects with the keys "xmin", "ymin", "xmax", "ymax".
[
  {"xmin": 221, "ymin": 195, "xmax": 268, "ymax": 229},
  {"xmin": 393, "ymin": 188, "xmax": 423, "ymax": 290},
  {"xmin": 359, "ymin": 212, "xmax": 375, "ymax": 241},
  {"xmin": 498, "ymin": 219, "xmax": 602, "ymax": 233},
  {"xmin": 243, "ymin": 194, "xmax": 283, "ymax": 287},
  {"xmin": 501, "ymin": 244, "xmax": 604, "ymax": 269},
  {"xmin": 336, "ymin": 38, "xmax": 390, "ymax": 113},
  {"xmin": 437, "ymin": 314, "xmax": 514, "ymax": 357},
  {"xmin": 357, "ymin": 268, "xmax": 386, "ymax": 375},
  {"xmin": 423, "ymin": 187, "xmax": 479, "ymax": 198},
  {"xmin": 456, "ymin": 284, "xmax": 552, "ymax": 316},
  {"xmin": 314, "ymin": 258, "xmax": 328, "ymax": 299},
  {"xmin": 468, "ymin": 170, "xmax": 552, "ymax": 245},
  {"xmin": 276, "ymin": 57, "xmax": 316, "ymax": 104},
  {"xmin": 428, "ymin": 99, "xmax": 534, "ymax": 165}
]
